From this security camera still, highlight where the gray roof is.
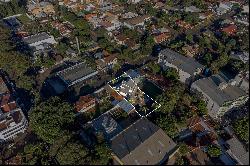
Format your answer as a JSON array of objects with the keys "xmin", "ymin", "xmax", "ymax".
[
  {"xmin": 116, "ymin": 79, "xmax": 137, "ymax": 98},
  {"xmin": 192, "ymin": 73, "xmax": 247, "ymax": 106},
  {"xmin": 92, "ymin": 113, "xmax": 123, "ymax": 140},
  {"xmin": 159, "ymin": 48, "xmax": 204, "ymax": 74},
  {"xmin": 117, "ymin": 99, "xmax": 135, "ymax": 113},
  {"xmin": 23, "ymin": 32, "xmax": 51, "ymax": 44},
  {"xmin": 111, "ymin": 118, "xmax": 177, "ymax": 165},
  {"xmin": 226, "ymin": 137, "xmax": 249, "ymax": 165},
  {"xmin": 126, "ymin": 69, "xmax": 141, "ymax": 79},
  {"xmin": 57, "ymin": 62, "xmax": 98, "ymax": 86}
]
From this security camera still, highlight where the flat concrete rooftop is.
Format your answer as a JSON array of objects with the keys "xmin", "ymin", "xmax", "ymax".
[{"xmin": 56, "ymin": 62, "xmax": 98, "ymax": 86}]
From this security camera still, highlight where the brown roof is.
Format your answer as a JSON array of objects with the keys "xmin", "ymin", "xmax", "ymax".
[
  {"xmin": 100, "ymin": 21, "xmax": 113, "ymax": 28},
  {"xmin": 4, "ymin": 155, "xmax": 22, "ymax": 165},
  {"xmin": 187, "ymin": 116, "xmax": 218, "ymax": 146},
  {"xmin": 85, "ymin": 13, "xmax": 97, "ymax": 21},
  {"xmin": 103, "ymin": 54, "xmax": 117, "ymax": 63},
  {"xmin": 110, "ymin": 89, "xmax": 124, "ymax": 101},
  {"xmin": 154, "ymin": 33, "xmax": 171, "ymax": 43},
  {"xmin": 221, "ymin": 24, "xmax": 237, "ymax": 35},
  {"xmin": 12, "ymin": 110, "xmax": 22, "ymax": 123},
  {"xmin": 115, "ymin": 34, "xmax": 128, "ymax": 42},
  {"xmin": 0, "ymin": 122, "xmax": 7, "ymax": 132},
  {"xmin": 75, "ymin": 95, "xmax": 96, "ymax": 112},
  {"xmin": 0, "ymin": 94, "xmax": 12, "ymax": 107}
]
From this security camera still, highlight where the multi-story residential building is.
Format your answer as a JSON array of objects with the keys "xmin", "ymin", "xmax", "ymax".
[
  {"xmin": 224, "ymin": 136, "xmax": 249, "ymax": 165},
  {"xmin": 86, "ymin": 112, "xmax": 177, "ymax": 165},
  {"xmin": 22, "ymin": 32, "xmax": 57, "ymax": 60},
  {"xmin": 191, "ymin": 73, "xmax": 249, "ymax": 119},
  {"xmin": 158, "ymin": 48, "xmax": 204, "ymax": 85},
  {"xmin": 110, "ymin": 117, "xmax": 177, "ymax": 165},
  {"xmin": 0, "ymin": 109, "xmax": 28, "ymax": 142},
  {"xmin": 0, "ymin": 93, "xmax": 28, "ymax": 142},
  {"xmin": 95, "ymin": 54, "xmax": 118, "ymax": 71}
]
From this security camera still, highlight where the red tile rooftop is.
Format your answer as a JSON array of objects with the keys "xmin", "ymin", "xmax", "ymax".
[
  {"xmin": 154, "ymin": 33, "xmax": 171, "ymax": 44},
  {"xmin": 75, "ymin": 95, "xmax": 96, "ymax": 112},
  {"xmin": 0, "ymin": 93, "xmax": 11, "ymax": 107},
  {"xmin": 221, "ymin": 24, "xmax": 237, "ymax": 35}
]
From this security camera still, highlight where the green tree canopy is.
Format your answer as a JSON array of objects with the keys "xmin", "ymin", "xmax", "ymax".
[
  {"xmin": 86, "ymin": 144, "xmax": 112, "ymax": 165},
  {"xmin": 21, "ymin": 141, "xmax": 50, "ymax": 165},
  {"xmin": 233, "ymin": 117, "xmax": 249, "ymax": 143},
  {"xmin": 156, "ymin": 114, "xmax": 179, "ymax": 138},
  {"xmin": 196, "ymin": 100, "xmax": 208, "ymax": 116},
  {"xmin": 56, "ymin": 141, "xmax": 88, "ymax": 165},
  {"xmin": 29, "ymin": 97, "xmax": 74, "ymax": 144},
  {"xmin": 179, "ymin": 143, "xmax": 189, "ymax": 156},
  {"xmin": 207, "ymin": 145, "xmax": 222, "ymax": 157},
  {"xmin": 147, "ymin": 62, "xmax": 161, "ymax": 75},
  {"xmin": 141, "ymin": 35, "xmax": 155, "ymax": 55},
  {"xmin": 163, "ymin": 67, "xmax": 179, "ymax": 81},
  {"xmin": 0, "ymin": 25, "xmax": 35, "ymax": 90}
]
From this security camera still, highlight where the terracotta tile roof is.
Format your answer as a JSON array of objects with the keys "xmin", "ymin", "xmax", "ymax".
[
  {"xmin": 187, "ymin": 116, "xmax": 201, "ymax": 128},
  {"xmin": 85, "ymin": 13, "xmax": 97, "ymax": 21},
  {"xmin": 0, "ymin": 122, "xmax": 7, "ymax": 131},
  {"xmin": 75, "ymin": 95, "xmax": 96, "ymax": 112},
  {"xmin": 110, "ymin": 89, "xmax": 124, "ymax": 101},
  {"xmin": 4, "ymin": 155, "xmax": 22, "ymax": 165},
  {"xmin": 115, "ymin": 34, "xmax": 128, "ymax": 42},
  {"xmin": 12, "ymin": 110, "xmax": 22, "ymax": 123},
  {"xmin": 0, "ymin": 94, "xmax": 11, "ymax": 107},
  {"xmin": 103, "ymin": 54, "xmax": 117, "ymax": 63},
  {"xmin": 100, "ymin": 21, "xmax": 113, "ymax": 28},
  {"xmin": 221, "ymin": 24, "xmax": 237, "ymax": 35},
  {"xmin": 176, "ymin": 20, "xmax": 193, "ymax": 29},
  {"xmin": 154, "ymin": 33, "xmax": 171, "ymax": 43}
]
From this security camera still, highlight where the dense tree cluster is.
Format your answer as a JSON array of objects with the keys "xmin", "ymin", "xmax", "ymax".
[
  {"xmin": 233, "ymin": 117, "xmax": 249, "ymax": 143},
  {"xmin": 207, "ymin": 144, "xmax": 222, "ymax": 158},
  {"xmin": 0, "ymin": 0, "xmax": 26, "ymax": 18}
]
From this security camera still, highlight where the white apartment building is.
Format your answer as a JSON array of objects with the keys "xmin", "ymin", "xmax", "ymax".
[{"xmin": 0, "ymin": 102, "xmax": 28, "ymax": 142}]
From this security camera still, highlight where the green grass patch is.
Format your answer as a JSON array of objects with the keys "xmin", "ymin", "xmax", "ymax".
[{"xmin": 18, "ymin": 14, "xmax": 31, "ymax": 24}]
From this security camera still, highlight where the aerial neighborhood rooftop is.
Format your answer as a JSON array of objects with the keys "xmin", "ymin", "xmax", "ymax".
[{"xmin": 0, "ymin": 0, "xmax": 249, "ymax": 165}]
